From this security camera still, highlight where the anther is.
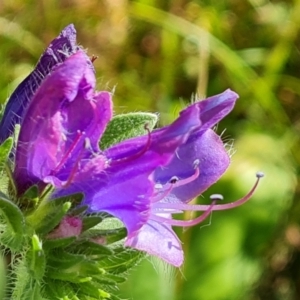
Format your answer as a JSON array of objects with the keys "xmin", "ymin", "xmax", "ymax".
[
  {"xmin": 154, "ymin": 172, "xmax": 264, "ymax": 212},
  {"xmin": 256, "ymin": 171, "xmax": 264, "ymax": 178},
  {"xmin": 210, "ymin": 194, "xmax": 224, "ymax": 201},
  {"xmin": 170, "ymin": 176, "xmax": 179, "ymax": 184},
  {"xmin": 152, "ymin": 169, "xmax": 200, "ymax": 204},
  {"xmin": 203, "ymin": 171, "xmax": 264, "ymax": 211},
  {"xmin": 193, "ymin": 159, "xmax": 200, "ymax": 168}
]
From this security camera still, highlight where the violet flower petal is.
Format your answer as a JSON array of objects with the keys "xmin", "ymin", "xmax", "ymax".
[
  {"xmin": 125, "ymin": 219, "xmax": 183, "ymax": 267},
  {"xmin": 121, "ymin": 91, "xmax": 238, "ymax": 266},
  {"xmin": 0, "ymin": 24, "xmax": 80, "ymax": 143},
  {"xmin": 154, "ymin": 129, "xmax": 230, "ymax": 203},
  {"xmin": 105, "ymin": 89, "xmax": 238, "ymax": 161},
  {"xmin": 125, "ymin": 130, "xmax": 230, "ymax": 266},
  {"xmin": 14, "ymin": 51, "xmax": 112, "ymax": 194},
  {"xmin": 55, "ymin": 100, "xmax": 205, "ymax": 236}
]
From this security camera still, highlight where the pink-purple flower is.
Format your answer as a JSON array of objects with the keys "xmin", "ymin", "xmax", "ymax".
[
  {"xmin": 2, "ymin": 26, "xmax": 263, "ymax": 267},
  {"xmin": 0, "ymin": 24, "xmax": 92, "ymax": 144}
]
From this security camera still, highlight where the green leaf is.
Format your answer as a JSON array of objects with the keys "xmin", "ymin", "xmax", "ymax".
[
  {"xmin": 46, "ymin": 270, "xmax": 92, "ymax": 283},
  {"xmin": 43, "ymin": 236, "xmax": 77, "ymax": 250},
  {"xmin": 83, "ymin": 227, "xmax": 127, "ymax": 244},
  {"xmin": 47, "ymin": 250, "xmax": 85, "ymax": 269},
  {"xmin": 70, "ymin": 205, "xmax": 88, "ymax": 216},
  {"xmin": 10, "ymin": 256, "xmax": 47, "ymax": 300},
  {"xmin": 94, "ymin": 273, "xmax": 126, "ymax": 285},
  {"xmin": 17, "ymin": 280, "xmax": 44, "ymax": 300},
  {"xmin": 20, "ymin": 185, "xmax": 39, "ymax": 210},
  {"xmin": 23, "ymin": 185, "xmax": 39, "ymax": 199},
  {"xmin": 26, "ymin": 235, "xmax": 46, "ymax": 280},
  {"xmin": 100, "ymin": 112, "xmax": 158, "ymax": 149},
  {"xmin": 77, "ymin": 281, "xmax": 111, "ymax": 299},
  {"xmin": 0, "ymin": 191, "xmax": 25, "ymax": 250},
  {"xmin": 43, "ymin": 280, "xmax": 74, "ymax": 299},
  {"xmin": 98, "ymin": 247, "xmax": 144, "ymax": 274},
  {"xmin": 69, "ymin": 240, "xmax": 113, "ymax": 256}
]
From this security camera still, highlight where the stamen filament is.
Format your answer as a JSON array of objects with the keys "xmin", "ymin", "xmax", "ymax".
[
  {"xmin": 61, "ymin": 149, "xmax": 84, "ymax": 188},
  {"xmin": 154, "ymin": 172, "xmax": 264, "ymax": 212},
  {"xmin": 110, "ymin": 124, "xmax": 152, "ymax": 166},
  {"xmin": 151, "ymin": 200, "xmax": 217, "ymax": 227},
  {"xmin": 52, "ymin": 131, "xmax": 84, "ymax": 175},
  {"xmin": 152, "ymin": 184, "xmax": 174, "ymax": 203},
  {"xmin": 173, "ymin": 167, "xmax": 200, "ymax": 188},
  {"xmin": 152, "ymin": 167, "xmax": 200, "ymax": 203}
]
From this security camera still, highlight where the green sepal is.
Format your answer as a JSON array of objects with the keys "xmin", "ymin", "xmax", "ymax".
[
  {"xmin": 43, "ymin": 236, "xmax": 77, "ymax": 250},
  {"xmin": 25, "ymin": 192, "xmax": 83, "ymax": 235},
  {"xmin": 69, "ymin": 240, "xmax": 113, "ymax": 256},
  {"xmin": 48, "ymin": 256, "xmax": 115, "ymax": 283},
  {"xmin": 77, "ymin": 281, "xmax": 111, "ymax": 299},
  {"xmin": 15, "ymin": 280, "xmax": 44, "ymax": 300},
  {"xmin": 47, "ymin": 256, "xmax": 104, "ymax": 282},
  {"xmin": 20, "ymin": 185, "xmax": 39, "ymax": 208},
  {"xmin": 47, "ymin": 250, "xmax": 85, "ymax": 269},
  {"xmin": 98, "ymin": 247, "xmax": 144, "ymax": 274},
  {"xmin": 83, "ymin": 227, "xmax": 127, "ymax": 244},
  {"xmin": 0, "ymin": 191, "xmax": 25, "ymax": 250},
  {"xmin": 94, "ymin": 273, "xmax": 126, "ymax": 285},
  {"xmin": 26, "ymin": 199, "xmax": 72, "ymax": 235},
  {"xmin": 26, "ymin": 234, "xmax": 46, "ymax": 280},
  {"xmin": 10, "ymin": 255, "xmax": 46, "ymax": 300},
  {"xmin": 46, "ymin": 269, "xmax": 92, "ymax": 283},
  {"xmin": 100, "ymin": 112, "xmax": 158, "ymax": 149},
  {"xmin": 82, "ymin": 215, "xmax": 104, "ymax": 232},
  {"xmin": 0, "ymin": 137, "xmax": 13, "ymax": 168},
  {"xmin": 43, "ymin": 280, "xmax": 78, "ymax": 299},
  {"xmin": 70, "ymin": 205, "xmax": 88, "ymax": 216}
]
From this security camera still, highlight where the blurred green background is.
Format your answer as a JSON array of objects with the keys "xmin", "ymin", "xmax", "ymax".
[{"xmin": 0, "ymin": 0, "xmax": 299, "ymax": 299}]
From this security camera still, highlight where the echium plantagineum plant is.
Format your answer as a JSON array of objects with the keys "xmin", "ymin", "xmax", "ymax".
[{"xmin": 0, "ymin": 24, "xmax": 263, "ymax": 300}]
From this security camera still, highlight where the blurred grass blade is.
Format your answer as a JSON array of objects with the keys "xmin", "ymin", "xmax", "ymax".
[
  {"xmin": 0, "ymin": 17, "xmax": 44, "ymax": 57},
  {"xmin": 129, "ymin": 2, "xmax": 289, "ymax": 125}
]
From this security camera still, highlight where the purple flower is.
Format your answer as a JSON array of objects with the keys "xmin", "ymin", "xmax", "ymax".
[
  {"xmin": 0, "ymin": 24, "xmax": 91, "ymax": 144},
  {"xmin": 11, "ymin": 35, "xmax": 263, "ymax": 267},
  {"xmin": 14, "ymin": 51, "xmax": 110, "ymax": 194}
]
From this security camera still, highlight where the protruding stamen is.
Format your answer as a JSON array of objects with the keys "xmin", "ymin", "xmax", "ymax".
[
  {"xmin": 209, "ymin": 172, "xmax": 264, "ymax": 210},
  {"xmin": 155, "ymin": 172, "xmax": 263, "ymax": 212},
  {"xmin": 152, "ymin": 181, "xmax": 175, "ymax": 203},
  {"xmin": 110, "ymin": 124, "xmax": 152, "ymax": 166},
  {"xmin": 52, "ymin": 130, "xmax": 85, "ymax": 175},
  {"xmin": 151, "ymin": 199, "xmax": 217, "ymax": 227},
  {"xmin": 62, "ymin": 144, "xmax": 86, "ymax": 188},
  {"xmin": 173, "ymin": 166, "xmax": 200, "ymax": 188},
  {"xmin": 152, "ymin": 166, "xmax": 200, "ymax": 203}
]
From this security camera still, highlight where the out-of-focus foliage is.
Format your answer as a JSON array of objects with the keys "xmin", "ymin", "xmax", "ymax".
[
  {"xmin": 0, "ymin": 0, "xmax": 299, "ymax": 299},
  {"xmin": 0, "ymin": 256, "xmax": 5, "ymax": 299}
]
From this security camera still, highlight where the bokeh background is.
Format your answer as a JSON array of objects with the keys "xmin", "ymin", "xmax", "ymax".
[{"xmin": 0, "ymin": 0, "xmax": 299, "ymax": 299}]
